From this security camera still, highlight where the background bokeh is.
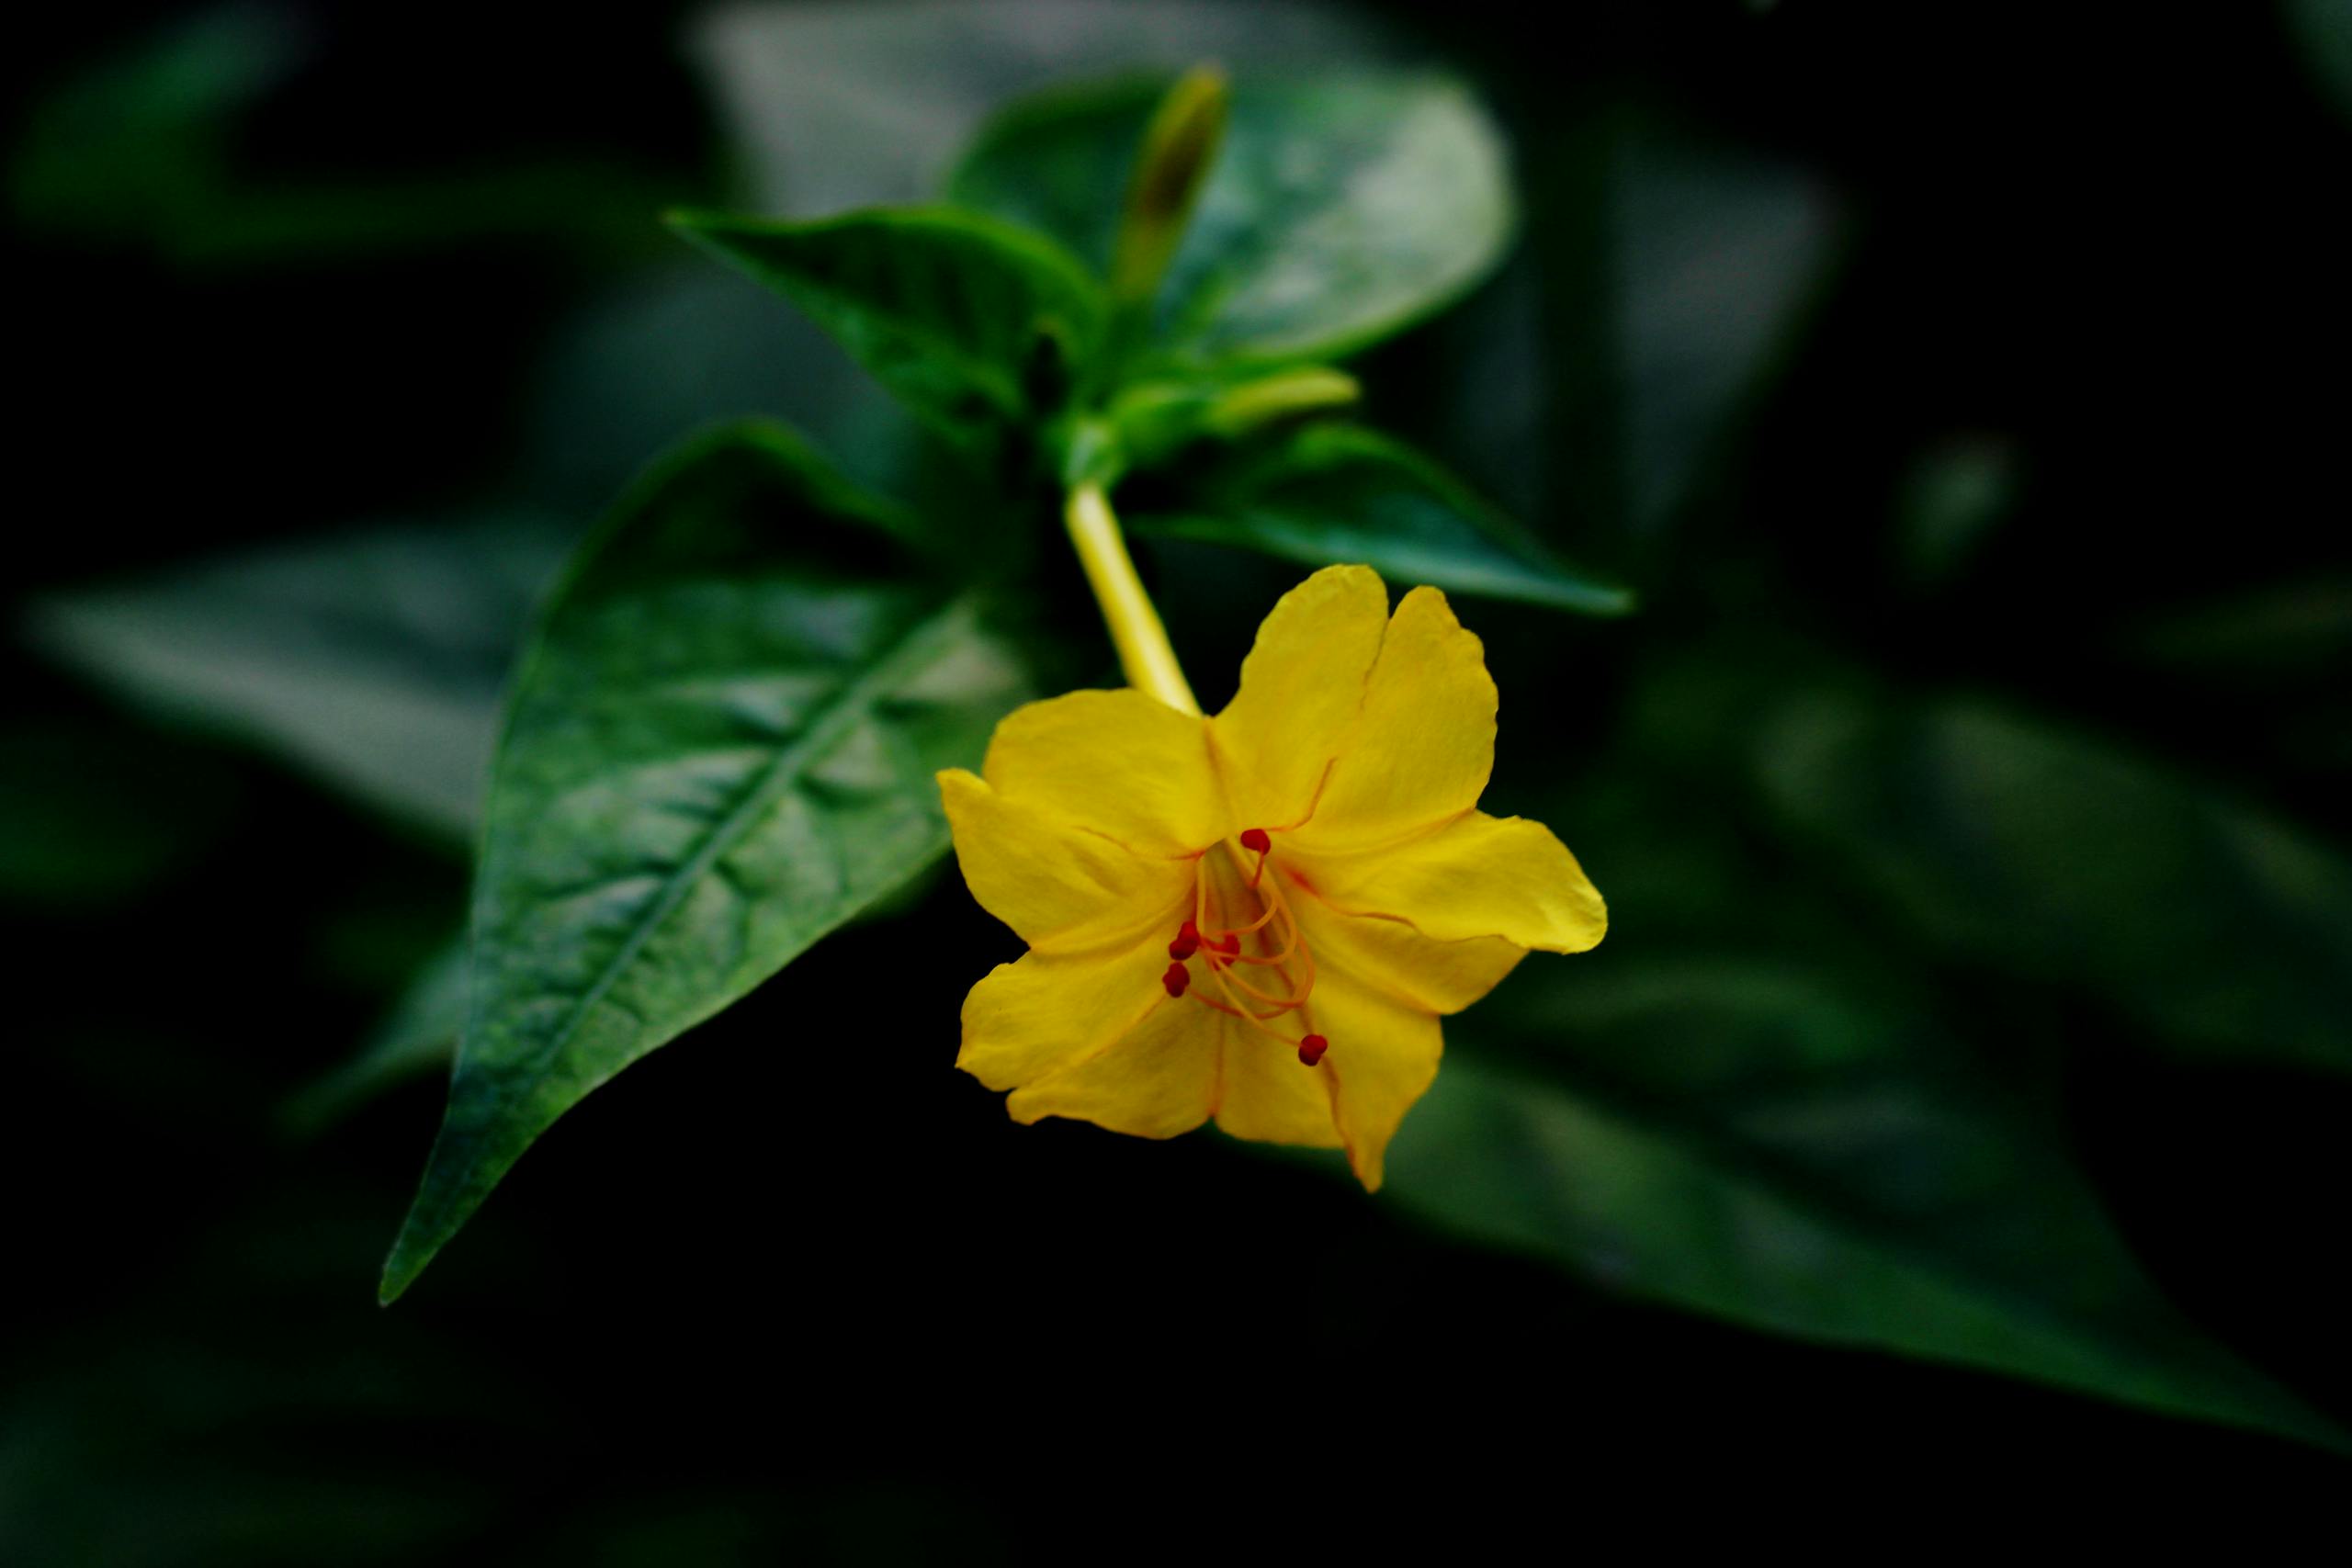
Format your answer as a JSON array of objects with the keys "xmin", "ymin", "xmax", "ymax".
[{"xmin": 8, "ymin": 0, "xmax": 2352, "ymax": 1555}]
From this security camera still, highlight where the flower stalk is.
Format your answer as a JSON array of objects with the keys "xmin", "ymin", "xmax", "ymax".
[{"xmin": 1063, "ymin": 481, "xmax": 1200, "ymax": 716}]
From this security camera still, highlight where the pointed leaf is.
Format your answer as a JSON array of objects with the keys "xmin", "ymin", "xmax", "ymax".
[
  {"xmin": 1125, "ymin": 423, "xmax": 1631, "ymax": 613},
  {"xmin": 1544, "ymin": 113, "xmax": 1840, "ymax": 538},
  {"xmin": 380, "ymin": 422, "xmax": 1033, "ymax": 1301},
  {"xmin": 1752, "ymin": 692, "xmax": 2352, "ymax": 1077},
  {"xmin": 1397, "ymin": 962, "xmax": 2346, "ymax": 1451},
  {"xmin": 28, "ymin": 516, "xmax": 570, "ymax": 837},
  {"xmin": 668, "ymin": 207, "xmax": 1105, "ymax": 443}
]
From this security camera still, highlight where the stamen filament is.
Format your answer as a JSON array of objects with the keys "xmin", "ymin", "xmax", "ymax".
[{"xmin": 1166, "ymin": 818, "xmax": 1326, "ymax": 1058}]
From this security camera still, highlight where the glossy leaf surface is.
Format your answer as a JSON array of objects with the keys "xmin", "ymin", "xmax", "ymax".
[
  {"xmin": 1125, "ymin": 423, "xmax": 1631, "ymax": 613},
  {"xmin": 380, "ymin": 423, "xmax": 1032, "ymax": 1300},
  {"xmin": 668, "ymin": 208, "xmax": 1104, "ymax": 442},
  {"xmin": 950, "ymin": 73, "xmax": 1513, "ymax": 367}
]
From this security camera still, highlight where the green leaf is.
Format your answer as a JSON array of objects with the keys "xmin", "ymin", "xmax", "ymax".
[
  {"xmin": 379, "ymin": 421, "xmax": 1032, "ymax": 1302},
  {"xmin": 0, "ymin": 721, "xmax": 240, "ymax": 907},
  {"xmin": 2286, "ymin": 0, "xmax": 2352, "ymax": 121},
  {"xmin": 1751, "ymin": 691, "xmax": 2352, "ymax": 1077},
  {"xmin": 667, "ymin": 207, "xmax": 1105, "ymax": 443},
  {"xmin": 280, "ymin": 942, "xmax": 468, "ymax": 1138},
  {"xmin": 949, "ymin": 73, "xmax": 1514, "ymax": 367},
  {"xmin": 520, "ymin": 263, "xmax": 916, "ymax": 513},
  {"xmin": 688, "ymin": 0, "xmax": 1389, "ymax": 216},
  {"xmin": 9, "ymin": 7, "xmax": 673, "ymax": 265},
  {"xmin": 1395, "ymin": 961, "xmax": 2346, "ymax": 1451},
  {"xmin": 1124, "ymin": 423, "xmax": 1632, "ymax": 613},
  {"xmin": 1544, "ymin": 111, "xmax": 1839, "ymax": 539},
  {"xmin": 27, "ymin": 516, "xmax": 570, "ymax": 837}
]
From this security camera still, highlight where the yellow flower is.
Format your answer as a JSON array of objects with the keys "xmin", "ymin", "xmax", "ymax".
[{"xmin": 937, "ymin": 565, "xmax": 1605, "ymax": 1188}]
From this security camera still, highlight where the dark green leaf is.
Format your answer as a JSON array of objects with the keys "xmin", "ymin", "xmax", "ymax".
[
  {"xmin": 27, "ymin": 517, "xmax": 570, "ymax": 837},
  {"xmin": 1396, "ymin": 961, "xmax": 2346, "ymax": 1450},
  {"xmin": 281, "ymin": 942, "xmax": 467, "ymax": 1138},
  {"xmin": 1894, "ymin": 435, "xmax": 2020, "ymax": 587},
  {"xmin": 2286, "ymin": 0, "xmax": 2352, "ymax": 120},
  {"xmin": 689, "ymin": 0, "xmax": 1390, "ymax": 215},
  {"xmin": 520, "ymin": 263, "xmax": 915, "ymax": 513},
  {"xmin": 1751, "ymin": 692, "xmax": 2352, "ymax": 1077},
  {"xmin": 1544, "ymin": 113, "xmax": 1839, "ymax": 539},
  {"xmin": 667, "ymin": 207, "xmax": 1105, "ymax": 443},
  {"xmin": 0, "ymin": 721, "xmax": 240, "ymax": 906},
  {"xmin": 379, "ymin": 421, "xmax": 1032, "ymax": 1302},
  {"xmin": 1125, "ymin": 423, "xmax": 1632, "ymax": 613},
  {"xmin": 9, "ymin": 8, "xmax": 673, "ymax": 266},
  {"xmin": 949, "ymin": 73, "xmax": 1514, "ymax": 367}
]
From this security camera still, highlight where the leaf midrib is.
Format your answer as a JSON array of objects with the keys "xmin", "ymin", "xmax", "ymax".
[{"xmin": 477, "ymin": 593, "xmax": 980, "ymax": 1089}]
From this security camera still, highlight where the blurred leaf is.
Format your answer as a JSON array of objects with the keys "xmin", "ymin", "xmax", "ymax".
[
  {"xmin": 2126, "ymin": 580, "xmax": 2352, "ymax": 676},
  {"xmin": 281, "ymin": 942, "xmax": 466, "ymax": 1137},
  {"xmin": 1397, "ymin": 961, "xmax": 2346, "ymax": 1450},
  {"xmin": 0, "ymin": 722, "xmax": 241, "ymax": 907},
  {"xmin": 1753, "ymin": 692, "xmax": 2352, "ymax": 1076},
  {"xmin": 690, "ymin": 0, "xmax": 1392, "ymax": 215},
  {"xmin": 2285, "ymin": 0, "xmax": 2352, "ymax": 119},
  {"xmin": 1895, "ymin": 435, "xmax": 2019, "ymax": 588},
  {"xmin": 520, "ymin": 263, "xmax": 914, "ymax": 511},
  {"xmin": 1547, "ymin": 114, "xmax": 1839, "ymax": 538},
  {"xmin": 10, "ymin": 5, "xmax": 671, "ymax": 265},
  {"xmin": 27, "ymin": 517, "xmax": 571, "ymax": 838},
  {"xmin": 380, "ymin": 422, "xmax": 1032, "ymax": 1302},
  {"xmin": 669, "ymin": 208, "xmax": 1105, "ymax": 444},
  {"xmin": 8, "ymin": 3, "xmax": 300, "ymax": 244},
  {"xmin": 951, "ymin": 73, "xmax": 1515, "ymax": 368},
  {"xmin": 1125, "ymin": 423, "xmax": 1632, "ymax": 613}
]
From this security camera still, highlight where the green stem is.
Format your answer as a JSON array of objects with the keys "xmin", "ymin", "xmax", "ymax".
[{"xmin": 1063, "ymin": 481, "xmax": 1200, "ymax": 716}]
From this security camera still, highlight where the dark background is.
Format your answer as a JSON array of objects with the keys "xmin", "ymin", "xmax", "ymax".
[{"xmin": 7, "ymin": 2, "xmax": 2349, "ymax": 1557}]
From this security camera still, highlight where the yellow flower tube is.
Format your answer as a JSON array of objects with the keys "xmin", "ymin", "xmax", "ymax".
[{"xmin": 1062, "ymin": 480, "xmax": 1201, "ymax": 716}]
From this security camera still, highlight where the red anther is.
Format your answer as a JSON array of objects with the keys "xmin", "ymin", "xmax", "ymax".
[
  {"xmin": 1162, "ymin": 962, "xmax": 1192, "ymax": 998},
  {"xmin": 1212, "ymin": 933, "xmax": 1241, "ymax": 956},
  {"xmin": 1169, "ymin": 922, "xmax": 1199, "ymax": 960},
  {"xmin": 1297, "ymin": 1033, "xmax": 1329, "ymax": 1066},
  {"xmin": 1240, "ymin": 828, "xmax": 1272, "ymax": 854}
]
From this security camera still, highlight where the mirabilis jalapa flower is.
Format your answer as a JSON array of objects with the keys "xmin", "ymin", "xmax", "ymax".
[{"xmin": 938, "ymin": 557, "xmax": 1606, "ymax": 1188}]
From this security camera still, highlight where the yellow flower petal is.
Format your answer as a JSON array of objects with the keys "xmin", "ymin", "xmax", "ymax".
[
  {"xmin": 957, "ymin": 943, "xmax": 1164, "ymax": 1091},
  {"xmin": 939, "ymin": 769, "xmax": 1192, "ymax": 952},
  {"xmin": 1303, "ymin": 587, "xmax": 1496, "ymax": 851},
  {"xmin": 1213, "ymin": 1025, "xmax": 1345, "ymax": 1150},
  {"xmin": 1288, "ymin": 875, "xmax": 1527, "ymax": 1013},
  {"xmin": 1006, "ymin": 993, "xmax": 1222, "ymax": 1138},
  {"xmin": 1306, "ymin": 964, "xmax": 1443, "ymax": 1190},
  {"xmin": 942, "ymin": 564, "xmax": 1605, "ymax": 1181},
  {"xmin": 1312, "ymin": 811, "xmax": 1606, "ymax": 953},
  {"xmin": 1210, "ymin": 564, "xmax": 1389, "ymax": 829},
  {"xmin": 982, "ymin": 688, "xmax": 1224, "ymax": 854}
]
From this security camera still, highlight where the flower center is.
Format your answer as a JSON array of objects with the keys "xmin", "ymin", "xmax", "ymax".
[{"xmin": 1159, "ymin": 825, "xmax": 1327, "ymax": 1066}]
